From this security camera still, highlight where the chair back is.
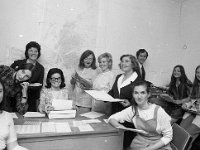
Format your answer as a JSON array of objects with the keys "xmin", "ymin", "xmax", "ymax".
[{"xmin": 171, "ymin": 123, "xmax": 192, "ymax": 150}]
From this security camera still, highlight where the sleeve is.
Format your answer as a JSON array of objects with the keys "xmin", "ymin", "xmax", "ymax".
[
  {"xmin": 38, "ymin": 88, "xmax": 49, "ymax": 112},
  {"xmin": 157, "ymin": 107, "xmax": 173, "ymax": 145},
  {"xmin": 108, "ymin": 106, "xmax": 135, "ymax": 123},
  {"xmin": 6, "ymin": 113, "xmax": 17, "ymax": 144},
  {"xmin": 16, "ymin": 92, "xmax": 28, "ymax": 115}
]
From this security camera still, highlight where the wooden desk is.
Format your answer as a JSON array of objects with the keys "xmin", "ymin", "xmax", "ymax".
[{"xmin": 14, "ymin": 116, "xmax": 123, "ymax": 150}]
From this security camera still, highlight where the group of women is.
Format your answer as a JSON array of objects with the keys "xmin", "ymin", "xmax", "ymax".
[{"xmin": 1, "ymin": 41, "xmax": 200, "ymax": 150}]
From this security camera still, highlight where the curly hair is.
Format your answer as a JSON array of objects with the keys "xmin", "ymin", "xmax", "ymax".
[
  {"xmin": 25, "ymin": 41, "xmax": 41, "ymax": 59},
  {"xmin": 0, "ymin": 78, "xmax": 5, "ymax": 111}
]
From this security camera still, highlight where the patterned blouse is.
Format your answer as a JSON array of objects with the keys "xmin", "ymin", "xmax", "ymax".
[{"xmin": 0, "ymin": 65, "xmax": 28, "ymax": 114}]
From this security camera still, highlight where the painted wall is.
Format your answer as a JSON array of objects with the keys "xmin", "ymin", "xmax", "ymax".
[{"xmin": 0, "ymin": 0, "xmax": 199, "ymax": 86}]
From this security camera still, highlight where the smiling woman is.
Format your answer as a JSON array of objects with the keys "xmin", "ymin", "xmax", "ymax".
[
  {"xmin": 10, "ymin": 41, "xmax": 45, "ymax": 112},
  {"xmin": 0, "ymin": 63, "xmax": 34, "ymax": 114}
]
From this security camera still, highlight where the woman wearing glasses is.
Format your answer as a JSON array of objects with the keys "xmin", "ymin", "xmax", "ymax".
[{"xmin": 38, "ymin": 68, "xmax": 69, "ymax": 113}]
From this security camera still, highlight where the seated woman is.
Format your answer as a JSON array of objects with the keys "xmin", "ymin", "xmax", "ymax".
[
  {"xmin": 109, "ymin": 81, "xmax": 172, "ymax": 150},
  {"xmin": 38, "ymin": 68, "xmax": 68, "ymax": 113},
  {"xmin": 163, "ymin": 65, "xmax": 192, "ymax": 122},
  {"xmin": 0, "ymin": 79, "xmax": 28, "ymax": 150},
  {"xmin": 11, "ymin": 41, "xmax": 45, "ymax": 112},
  {"xmin": 180, "ymin": 65, "xmax": 200, "ymax": 148},
  {"xmin": 92, "ymin": 52, "xmax": 115, "ymax": 115},
  {"xmin": 0, "ymin": 63, "xmax": 34, "ymax": 114}
]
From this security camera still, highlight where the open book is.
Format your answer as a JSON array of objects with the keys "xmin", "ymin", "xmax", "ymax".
[
  {"xmin": 72, "ymin": 72, "xmax": 92, "ymax": 90},
  {"xmin": 85, "ymin": 90, "xmax": 124, "ymax": 102}
]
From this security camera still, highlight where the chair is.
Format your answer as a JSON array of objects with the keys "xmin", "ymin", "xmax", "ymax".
[{"xmin": 171, "ymin": 123, "xmax": 192, "ymax": 150}]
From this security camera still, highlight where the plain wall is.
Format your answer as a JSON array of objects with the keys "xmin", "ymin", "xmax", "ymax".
[{"xmin": 0, "ymin": 0, "xmax": 199, "ymax": 86}]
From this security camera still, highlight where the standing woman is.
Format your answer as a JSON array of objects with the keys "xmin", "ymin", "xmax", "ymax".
[
  {"xmin": 0, "ymin": 63, "xmax": 34, "ymax": 114},
  {"xmin": 11, "ymin": 41, "xmax": 44, "ymax": 112},
  {"xmin": 92, "ymin": 52, "xmax": 115, "ymax": 115},
  {"xmin": 0, "ymin": 79, "xmax": 29, "ymax": 150},
  {"xmin": 108, "ymin": 54, "xmax": 141, "ymax": 149},
  {"xmin": 108, "ymin": 54, "xmax": 141, "ymax": 114},
  {"xmin": 70, "ymin": 50, "xmax": 98, "ymax": 114}
]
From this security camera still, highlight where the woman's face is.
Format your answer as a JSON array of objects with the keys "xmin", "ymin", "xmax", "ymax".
[
  {"xmin": 50, "ymin": 73, "xmax": 62, "ymax": 88},
  {"xmin": 121, "ymin": 56, "xmax": 133, "ymax": 73},
  {"xmin": 133, "ymin": 85, "xmax": 150, "ymax": 106},
  {"xmin": 196, "ymin": 67, "xmax": 200, "ymax": 81},
  {"xmin": 99, "ymin": 57, "xmax": 109, "ymax": 72},
  {"xmin": 173, "ymin": 67, "xmax": 181, "ymax": 78},
  {"xmin": 28, "ymin": 47, "xmax": 39, "ymax": 61},
  {"xmin": 16, "ymin": 70, "xmax": 32, "ymax": 82},
  {"xmin": 84, "ymin": 54, "xmax": 94, "ymax": 68},
  {"xmin": 0, "ymin": 83, "xmax": 3, "ymax": 104}
]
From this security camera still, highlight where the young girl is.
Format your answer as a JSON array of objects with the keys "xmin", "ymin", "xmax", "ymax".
[
  {"xmin": 38, "ymin": 68, "xmax": 68, "ymax": 113},
  {"xmin": 180, "ymin": 65, "xmax": 200, "ymax": 147},
  {"xmin": 70, "ymin": 50, "xmax": 98, "ymax": 114},
  {"xmin": 92, "ymin": 52, "xmax": 115, "ymax": 115},
  {"xmin": 109, "ymin": 81, "xmax": 172, "ymax": 150},
  {"xmin": 0, "ymin": 79, "xmax": 28, "ymax": 150},
  {"xmin": 165, "ymin": 65, "xmax": 192, "ymax": 122}
]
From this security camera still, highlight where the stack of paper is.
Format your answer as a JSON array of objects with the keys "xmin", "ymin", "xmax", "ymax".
[
  {"xmin": 85, "ymin": 90, "xmax": 124, "ymax": 102},
  {"xmin": 23, "ymin": 112, "xmax": 46, "ymax": 118},
  {"xmin": 47, "ymin": 110, "xmax": 76, "ymax": 119},
  {"xmin": 52, "ymin": 99, "xmax": 73, "ymax": 110}
]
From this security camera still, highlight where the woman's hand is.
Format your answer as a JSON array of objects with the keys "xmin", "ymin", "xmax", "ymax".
[
  {"xmin": 20, "ymin": 82, "xmax": 29, "ymax": 90},
  {"xmin": 120, "ymin": 99, "xmax": 131, "ymax": 107},
  {"xmin": 45, "ymin": 105, "xmax": 54, "ymax": 114}
]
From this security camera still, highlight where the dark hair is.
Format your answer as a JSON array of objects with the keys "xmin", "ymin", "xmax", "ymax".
[
  {"xmin": 169, "ymin": 65, "xmax": 189, "ymax": 88},
  {"xmin": 25, "ymin": 41, "xmax": 41, "ymax": 59},
  {"xmin": 119, "ymin": 54, "xmax": 140, "ymax": 72},
  {"xmin": 136, "ymin": 49, "xmax": 148, "ymax": 59},
  {"xmin": 0, "ymin": 78, "xmax": 5, "ymax": 111},
  {"xmin": 131, "ymin": 80, "xmax": 150, "ymax": 113},
  {"xmin": 98, "ymin": 52, "xmax": 113, "ymax": 70},
  {"xmin": 191, "ymin": 65, "xmax": 200, "ymax": 98},
  {"xmin": 79, "ymin": 50, "xmax": 97, "ymax": 69},
  {"xmin": 45, "ymin": 68, "xmax": 66, "ymax": 89}
]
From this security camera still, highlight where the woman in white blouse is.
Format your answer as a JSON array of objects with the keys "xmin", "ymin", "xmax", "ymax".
[
  {"xmin": 109, "ymin": 80, "xmax": 172, "ymax": 150},
  {"xmin": 0, "ymin": 79, "xmax": 28, "ymax": 150}
]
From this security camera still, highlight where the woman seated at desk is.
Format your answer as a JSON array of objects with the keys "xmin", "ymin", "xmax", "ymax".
[
  {"xmin": 38, "ymin": 68, "xmax": 68, "ymax": 113},
  {"xmin": 161, "ymin": 65, "xmax": 192, "ymax": 123},
  {"xmin": 109, "ymin": 81, "xmax": 172, "ymax": 150},
  {"xmin": 0, "ymin": 79, "xmax": 28, "ymax": 150},
  {"xmin": 180, "ymin": 65, "xmax": 200, "ymax": 148}
]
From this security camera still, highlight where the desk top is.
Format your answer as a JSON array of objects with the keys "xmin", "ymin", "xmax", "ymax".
[{"xmin": 14, "ymin": 114, "xmax": 120, "ymax": 139}]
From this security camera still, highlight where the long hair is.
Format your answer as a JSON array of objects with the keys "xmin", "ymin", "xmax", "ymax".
[
  {"xmin": 79, "ymin": 50, "xmax": 97, "ymax": 69},
  {"xmin": 169, "ymin": 65, "xmax": 189, "ymax": 87},
  {"xmin": 191, "ymin": 65, "xmax": 200, "ymax": 98},
  {"xmin": 0, "ymin": 78, "xmax": 5, "ymax": 111},
  {"xmin": 45, "ymin": 68, "xmax": 66, "ymax": 89}
]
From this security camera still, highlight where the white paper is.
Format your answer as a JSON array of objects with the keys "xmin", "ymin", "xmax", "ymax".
[
  {"xmin": 48, "ymin": 110, "xmax": 76, "ymax": 119},
  {"xmin": 41, "ymin": 122, "xmax": 56, "ymax": 133},
  {"xmin": 15, "ymin": 125, "xmax": 40, "ymax": 134},
  {"xmin": 10, "ymin": 112, "xmax": 18, "ymax": 119},
  {"xmin": 55, "ymin": 122, "xmax": 71, "ymax": 133},
  {"xmin": 116, "ymin": 126, "xmax": 148, "ymax": 134},
  {"xmin": 23, "ymin": 112, "xmax": 45, "ymax": 118},
  {"xmin": 80, "ymin": 111, "xmax": 104, "ymax": 119},
  {"xmin": 52, "ymin": 99, "xmax": 73, "ymax": 110},
  {"xmin": 82, "ymin": 119, "xmax": 101, "ymax": 124},
  {"xmin": 85, "ymin": 90, "xmax": 124, "ymax": 102},
  {"xmin": 78, "ymin": 124, "xmax": 94, "ymax": 132},
  {"xmin": 73, "ymin": 120, "xmax": 86, "ymax": 127}
]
